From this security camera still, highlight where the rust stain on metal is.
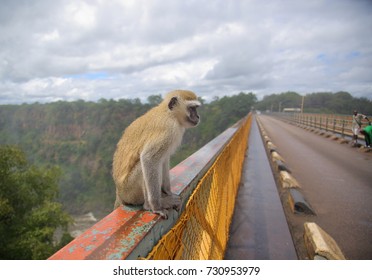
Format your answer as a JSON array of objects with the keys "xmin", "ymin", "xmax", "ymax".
[
  {"xmin": 88, "ymin": 211, "xmax": 158, "ymax": 260},
  {"xmin": 49, "ymin": 206, "xmax": 140, "ymax": 260}
]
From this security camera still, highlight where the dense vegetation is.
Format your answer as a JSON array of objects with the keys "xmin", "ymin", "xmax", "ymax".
[
  {"xmin": 0, "ymin": 92, "xmax": 256, "ymax": 218},
  {"xmin": 0, "ymin": 146, "xmax": 72, "ymax": 259}
]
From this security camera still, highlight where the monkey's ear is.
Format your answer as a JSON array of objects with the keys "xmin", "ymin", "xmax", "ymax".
[{"xmin": 168, "ymin": 96, "xmax": 178, "ymax": 110}]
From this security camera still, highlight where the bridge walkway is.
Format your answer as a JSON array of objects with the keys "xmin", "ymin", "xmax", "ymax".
[{"xmin": 225, "ymin": 116, "xmax": 297, "ymax": 259}]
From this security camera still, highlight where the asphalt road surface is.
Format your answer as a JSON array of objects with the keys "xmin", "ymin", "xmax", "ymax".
[{"xmin": 258, "ymin": 114, "xmax": 372, "ymax": 260}]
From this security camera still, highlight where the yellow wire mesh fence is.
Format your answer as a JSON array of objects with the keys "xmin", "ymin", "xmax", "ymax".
[{"xmin": 145, "ymin": 113, "xmax": 252, "ymax": 260}]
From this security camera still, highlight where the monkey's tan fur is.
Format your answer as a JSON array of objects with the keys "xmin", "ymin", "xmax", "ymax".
[{"xmin": 113, "ymin": 90, "xmax": 200, "ymax": 218}]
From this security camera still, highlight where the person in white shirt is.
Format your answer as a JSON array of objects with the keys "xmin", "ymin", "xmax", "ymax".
[{"xmin": 351, "ymin": 110, "xmax": 369, "ymax": 145}]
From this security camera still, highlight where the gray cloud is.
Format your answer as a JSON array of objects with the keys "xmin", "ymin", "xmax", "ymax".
[{"xmin": 0, "ymin": 0, "xmax": 371, "ymax": 104}]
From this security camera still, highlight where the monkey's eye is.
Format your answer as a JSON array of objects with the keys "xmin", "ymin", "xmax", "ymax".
[{"xmin": 188, "ymin": 106, "xmax": 197, "ymax": 112}]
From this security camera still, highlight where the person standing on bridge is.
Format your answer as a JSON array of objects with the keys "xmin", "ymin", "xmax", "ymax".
[
  {"xmin": 351, "ymin": 110, "xmax": 369, "ymax": 146},
  {"xmin": 360, "ymin": 122, "xmax": 372, "ymax": 148}
]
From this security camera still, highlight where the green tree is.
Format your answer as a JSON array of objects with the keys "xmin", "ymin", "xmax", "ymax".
[
  {"xmin": 0, "ymin": 146, "xmax": 72, "ymax": 259},
  {"xmin": 147, "ymin": 94, "xmax": 163, "ymax": 106},
  {"xmin": 256, "ymin": 91, "xmax": 302, "ymax": 112}
]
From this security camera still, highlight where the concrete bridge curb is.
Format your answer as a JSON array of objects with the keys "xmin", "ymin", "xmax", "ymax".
[
  {"xmin": 279, "ymin": 171, "xmax": 300, "ymax": 189},
  {"xmin": 288, "ymin": 189, "xmax": 315, "ymax": 215},
  {"xmin": 304, "ymin": 223, "xmax": 346, "ymax": 260},
  {"xmin": 255, "ymin": 115, "xmax": 346, "ymax": 260},
  {"xmin": 256, "ymin": 118, "xmax": 314, "ymax": 215}
]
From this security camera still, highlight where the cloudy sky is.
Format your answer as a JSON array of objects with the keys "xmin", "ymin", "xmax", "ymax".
[{"xmin": 0, "ymin": 0, "xmax": 371, "ymax": 104}]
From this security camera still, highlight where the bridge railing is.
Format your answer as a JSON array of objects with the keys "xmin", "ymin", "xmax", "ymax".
[
  {"xmin": 49, "ymin": 113, "xmax": 252, "ymax": 260},
  {"xmin": 146, "ymin": 113, "xmax": 252, "ymax": 260},
  {"xmin": 274, "ymin": 113, "xmax": 370, "ymax": 139}
]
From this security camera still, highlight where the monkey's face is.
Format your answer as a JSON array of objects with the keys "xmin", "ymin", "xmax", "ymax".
[
  {"xmin": 168, "ymin": 95, "xmax": 201, "ymax": 128},
  {"xmin": 186, "ymin": 105, "xmax": 200, "ymax": 127}
]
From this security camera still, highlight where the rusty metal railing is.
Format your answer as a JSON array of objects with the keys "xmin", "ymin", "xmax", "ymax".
[{"xmin": 274, "ymin": 113, "xmax": 370, "ymax": 139}]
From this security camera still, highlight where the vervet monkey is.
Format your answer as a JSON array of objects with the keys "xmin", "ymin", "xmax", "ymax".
[{"xmin": 113, "ymin": 90, "xmax": 201, "ymax": 219}]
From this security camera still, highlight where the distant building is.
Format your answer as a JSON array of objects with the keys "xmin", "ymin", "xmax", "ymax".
[{"xmin": 283, "ymin": 108, "xmax": 301, "ymax": 113}]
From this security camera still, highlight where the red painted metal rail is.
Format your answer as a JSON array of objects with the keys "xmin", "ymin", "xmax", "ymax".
[{"xmin": 49, "ymin": 122, "xmax": 242, "ymax": 260}]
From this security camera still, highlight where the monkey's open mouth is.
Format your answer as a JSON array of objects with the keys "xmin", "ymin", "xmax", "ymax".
[{"xmin": 187, "ymin": 118, "xmax": 199, "ymax": 126}]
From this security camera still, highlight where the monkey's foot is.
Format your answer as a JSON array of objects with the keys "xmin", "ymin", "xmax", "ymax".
[
  {"xmin": 161, "ymin": 194, "xmax": 181, "ymax": 210},
  {"xmin": 152, "ymin": 209, "xmax": 169, "ymax": 219},
  {"xmin": 143, "ymin": 202, "xmax": 170, "ymax": 219}
]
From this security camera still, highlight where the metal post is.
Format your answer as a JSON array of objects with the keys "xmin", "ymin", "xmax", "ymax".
[
  {"xmin": 341, "ymin": 120, "xmax": 345, "ymax": 138},
  {"xmin": 333, "ymin": 119, "xmax": 336, "ymax": 133},
  {"xmin": 320, "ymin": 117, "xmax": 322, "ymax": 130},
  {"xmin": 301, "ymin": 96, "xmax": 305, "ymax": 114}
]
